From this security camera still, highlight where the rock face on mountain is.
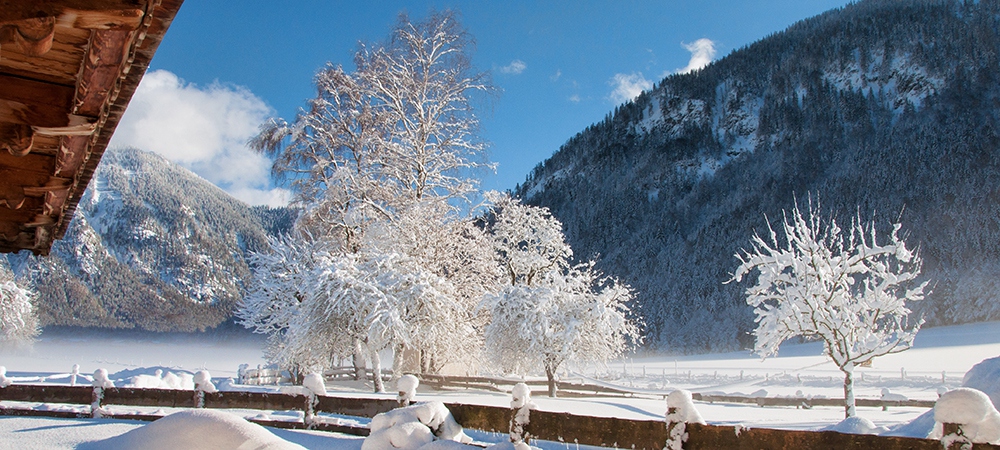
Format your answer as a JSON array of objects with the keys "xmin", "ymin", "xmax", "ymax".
[
  {"xmin": 9, "ymin": 147, "xmax": 295, "ymax": 332},
  {"xmin": 517, "ymin": 0, "xmax": 1000, "ymax": 351}
]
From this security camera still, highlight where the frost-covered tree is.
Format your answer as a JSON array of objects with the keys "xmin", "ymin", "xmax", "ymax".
[
  {"xmin": 482, "ymin": 193, "xmax": 639, "ymax": 397},
  {"xmin": 245, "ymin": 11, "xmax": 496, "ymax": 387},
  {"xmin": 250, "ymin": 10, "xmax": 493, "ymax": 242},
  {"xmin": 0, "ymin": 262, "xmax": 39, "ymax": 348},
  {"xmin": 237, "ymin": 233, "xmax": 333, "ymax": 381},
  {"xmin": 730, "ymin": 200, "xmax": 927, "ymax": 417}
]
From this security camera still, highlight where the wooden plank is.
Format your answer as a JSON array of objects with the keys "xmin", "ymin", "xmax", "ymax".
[
  {"xmin": 0, "ymin": 407, "xmax": 88, "ymax": 419},
  {"xmin": 0, "ymin": 384, "xmax": 92, "ymax": 404},
  {"xmin": 315, "ymin": 396, "xmax": 398, "ymax": 418},
  {"xmin": 102, "ymin": 387, "xmax": 197, "ymax": 408},
  {"xmin": 683, "ymin": 422, "xmax": 1000, "ymax": 450},
  {"xmin": 202, "ymin": 391, "xmax": 308, "ymax": 412},
  {"xmin": 447, "ymin": 402, "xmax": 668, "ymax": 450},
  {"xmin": 0, "ymin": 1, "xmax": 145, "ymax": 23},
  {"xmin": 0, "ymin": 74, "xmax": 76, "ymax": 124}
]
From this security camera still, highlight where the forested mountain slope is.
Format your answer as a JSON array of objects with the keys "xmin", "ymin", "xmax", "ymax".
[
  {"xmin": 516, "ymin": 0, "xmax": 1000, "ymax": 351},
  {"xmin": 8, "ymin": 147, "xmax": 295, "ymax": 332}
]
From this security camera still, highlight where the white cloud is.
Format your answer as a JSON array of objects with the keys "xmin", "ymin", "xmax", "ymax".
[
  {"xmin": 608, "ymin": 72, "xmax": 653, "ymax": 104},
  {"xmin": 568, "ymin": 94, "xmax": 581, "ymax": 103},
  {"xmin": 110, "ymin": 70, "xmax": 290, "ymax": 207},
  {"xmin": 499, "ymin": 59, "xmax": 527, "ymax": 75},
  {"xmin": 676, "ymin": 38, "xmax": 717, "ymax": 74},
  {"xmin": 550, "ymin": 69, "xmax": 562, "ymax": 82}
]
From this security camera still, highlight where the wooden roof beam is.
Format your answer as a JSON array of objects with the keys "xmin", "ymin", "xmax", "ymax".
[{"xmin": 0, "ymin": 1, "xmax": 145, "ymax": 25}]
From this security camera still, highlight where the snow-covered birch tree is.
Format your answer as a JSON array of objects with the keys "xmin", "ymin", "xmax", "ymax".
[
  {"xmin": 482, "ymin": 193, "xmax": 639, "ymax": 397},
  {"xmin": 730, "ymin": 200, "xmax": 927, "ymax": 418},
  {"xmin": 244, "ymin": 11, "xmax": 497, "ymax": 388}
]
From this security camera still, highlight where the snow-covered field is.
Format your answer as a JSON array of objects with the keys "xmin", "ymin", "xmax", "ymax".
[{"xmin": 2, "ymin": 321, "xmax": 1000, "ymax": 448}]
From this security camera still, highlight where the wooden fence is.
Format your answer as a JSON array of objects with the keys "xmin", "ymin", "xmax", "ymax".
[
  {"xmin": 0, "ymin": 382, "xmax": 993, "ymax": 449},
  {"xmin": 418, "ymin": 372, "xmax": 937, "ymax": 409}
]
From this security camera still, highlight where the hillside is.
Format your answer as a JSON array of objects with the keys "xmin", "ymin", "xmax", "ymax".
[
  {"xmin": 8, "ymin": 147, "xmax": 296, "ymax": 332},
  {"xmin": 516, "ymin": 0, "xmax": 1000, "ymax": 351}
]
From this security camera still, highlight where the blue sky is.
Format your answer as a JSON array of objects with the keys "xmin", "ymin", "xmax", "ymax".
[{"xmin": 109, "ymin": 1, "xmax": 853, "ymax": 206}]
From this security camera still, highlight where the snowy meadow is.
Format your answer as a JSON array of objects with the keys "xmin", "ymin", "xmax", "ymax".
[{"xmin": 1, "ymin": 320, "xmax": 999, "ymax": 448}]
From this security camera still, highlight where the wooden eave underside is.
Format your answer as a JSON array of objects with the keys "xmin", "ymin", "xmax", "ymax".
[{"xmin": 0, "ymin": 0, "xmax": 182, "ymax": 255}]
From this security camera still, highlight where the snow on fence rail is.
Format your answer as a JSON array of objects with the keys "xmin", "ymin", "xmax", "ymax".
[{"xmin": 0, "ymin": 383, "xmax": 981, "ymax": 449}]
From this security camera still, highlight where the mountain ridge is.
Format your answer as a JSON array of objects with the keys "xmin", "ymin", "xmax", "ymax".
[
  {"xmin": 9, "ymin": 146, "xmax": 296, "ymax": 332},
  {"xmin": 517, "ymin": 0, "xmax": 1000, "ymax": 351}
]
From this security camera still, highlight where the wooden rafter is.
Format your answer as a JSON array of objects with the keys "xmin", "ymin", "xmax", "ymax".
[{"xmin": 0, "ymin": 0, "xmax": 183, "ymax": 254}]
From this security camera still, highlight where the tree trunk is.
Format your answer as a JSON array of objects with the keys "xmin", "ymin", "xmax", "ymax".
[
  {"xmin": 545, "ymin": 365, "xmax": 557, "ymax": 398},
  {"xmin": 392, "ymin": 343, "xmax": 405, "ymax": 379},
  {"xmin": 370, "ymin": 347, "xmax": 385, "ymax": 393},
  {"xmin": 842, "ymin": 365, "xmax": 856, "ymax": 418},
  {"xmin": 352, "ymin": 339, "xmax": 365, "ymax": 381}
]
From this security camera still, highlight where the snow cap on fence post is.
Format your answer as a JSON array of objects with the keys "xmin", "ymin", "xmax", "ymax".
[
  {"xmin": 933, "ymin": 387, "xmax": 1000, "ymax": 446},
  {"xmin": 397, "ymin": 374, "xmax": 419, "ymax": 407},
  {"xmin": 303, "ymin": 372, "xmax": 326, "ymax": 397},
  {"xmin": 0, "ymin": 366, "xmax": 11, "ymax": 388},
  {"xmin": 70, "ymin": 364, "xmax": 79, "ymax": 387},
  {"xmin": 194, "ymin": 370, "xmax": 217, "ymax": 394},
  {"xmin": 666, "ymin": 389, "xmax": 705, "ymax": 450},
  {"xmin": 93, "ymin": 368, "xmax": 113, "ymax": 388}
]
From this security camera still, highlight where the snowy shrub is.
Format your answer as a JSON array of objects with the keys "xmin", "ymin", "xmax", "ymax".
[
  {"xmin": 0, "ymin": 279, "xmax": 39, "ymax": 348},
  {"xmin": 363, "ymin": 401, "xmax": 473, "ymax": 450},
  {"xmin": 731, "ymin": 198, "xmax": 926, "ymax": 417}
]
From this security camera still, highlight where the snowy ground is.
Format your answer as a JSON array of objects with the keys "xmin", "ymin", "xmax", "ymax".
[{"xmin": 1, "ymin": 321, "xmax": 999, "ymax": 448}]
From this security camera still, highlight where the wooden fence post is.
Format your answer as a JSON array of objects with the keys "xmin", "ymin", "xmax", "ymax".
[
  {"xmin": 666, "ymin": 406, "xmax": 687, "ymax": 450},
  {"xmin": 941, "ymin": 423, "xmax": 971, "ymax": 450},
  {"xmin": 90, "ymin": 386, "xmax": 103, "ymax": 419},
  {"xmin": 509, "ymin": 383, "xmax": 535, "ymax": 448}
]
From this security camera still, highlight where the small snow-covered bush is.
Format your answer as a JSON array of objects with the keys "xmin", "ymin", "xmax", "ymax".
[{"xmin": 363, "ymin": 401, "xmax": 473, "ymax": 450}]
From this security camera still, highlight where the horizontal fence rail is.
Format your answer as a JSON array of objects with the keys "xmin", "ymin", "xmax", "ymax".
[{"xmin": 0, "ymin": 381, "xmax": 987, "ymax": 449}]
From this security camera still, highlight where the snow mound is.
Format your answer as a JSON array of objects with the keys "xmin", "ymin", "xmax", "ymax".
[
  {"xmin": 364, "ymin": 402, "xmax": 474, "ymax": 450},
  {"xmin": 79, "ymin": 409, "xmax": 305, "ymax": 450},
  {"xmin": 120, "ymin": 369, "xmax": 194, "ymax": 390},
  {"xmin": 963, "ymin": 356, "xmax": 1000, "ymax": 409},
  {"xmin": 824, "ymin": 416, "xmax": 885, "ymax": 435}
]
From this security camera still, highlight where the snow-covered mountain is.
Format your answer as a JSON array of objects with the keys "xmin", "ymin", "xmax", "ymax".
[
  {"xmin": 517, "ymin": 0, "xmax": 1000, "ymax": 351},
  {"xmin": 9, "ymin": 147, "xmax": 295, "ymax": 332}
]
